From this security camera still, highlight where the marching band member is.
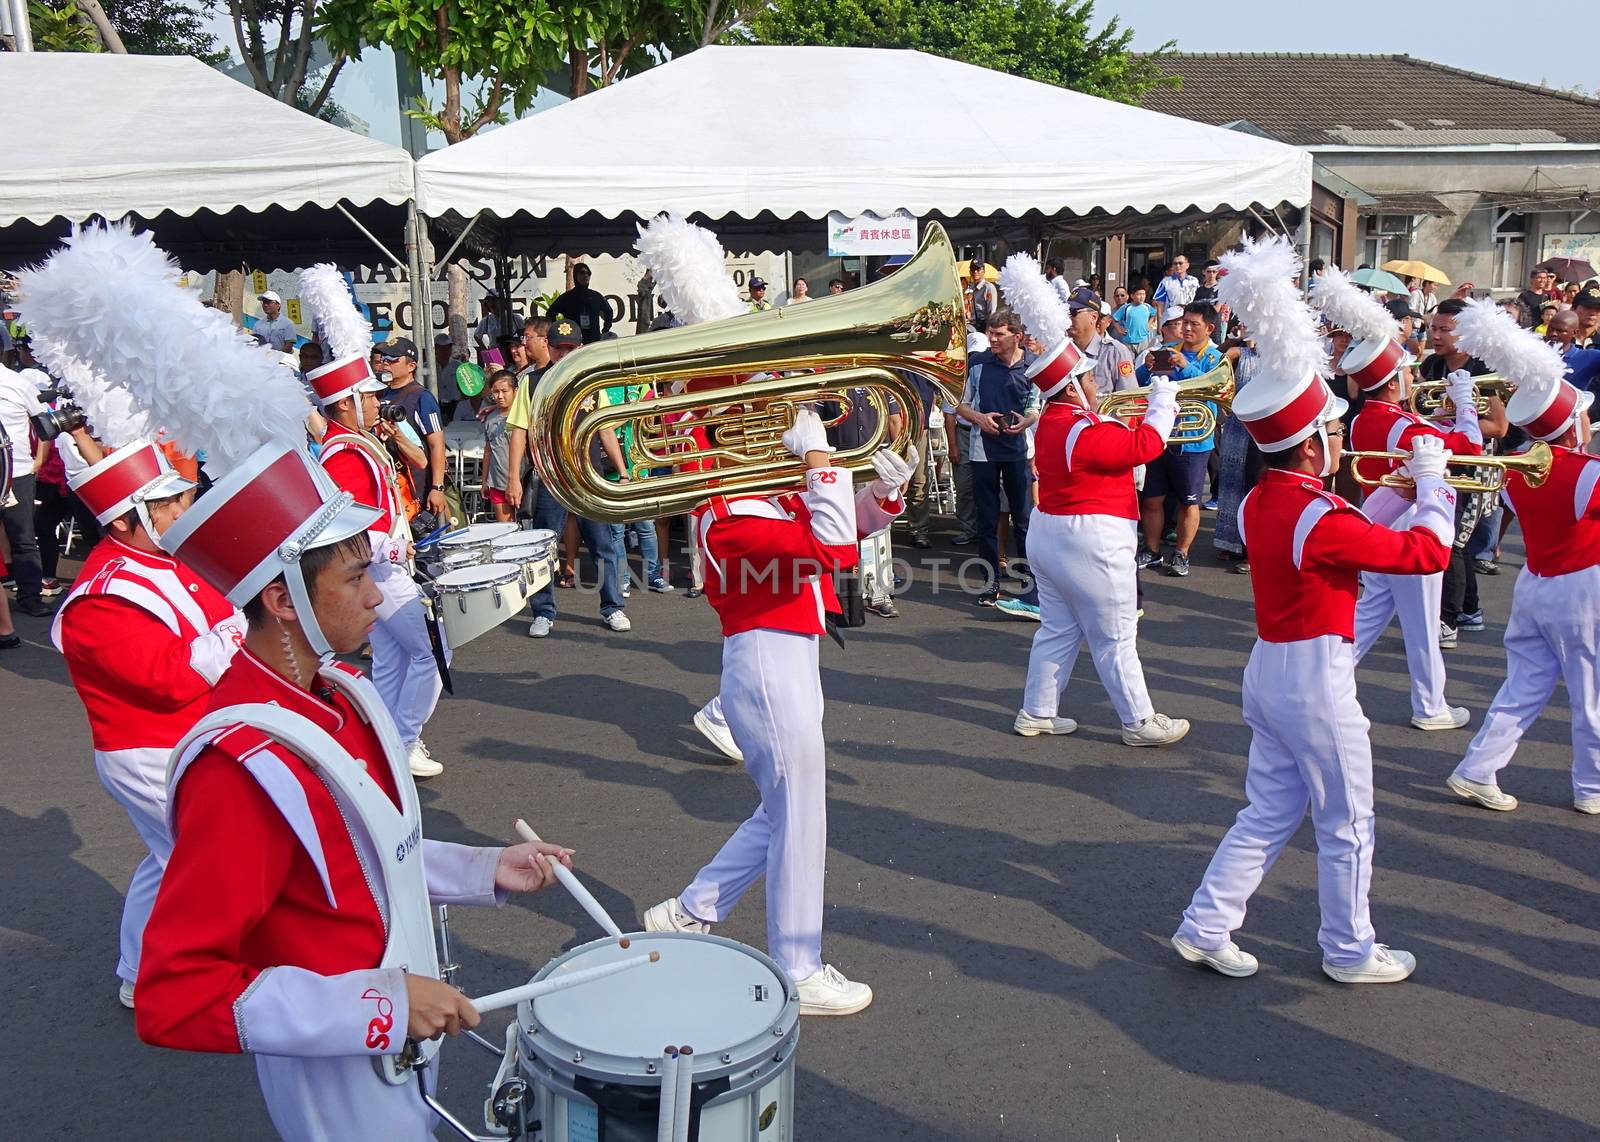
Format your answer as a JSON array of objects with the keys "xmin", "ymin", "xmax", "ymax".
[
  {"xmin": 997, "ymin": 254, "xmax": 1190, "ymax": 746},
  {"xmin": 1173, "ymin": 237, "xmax": 1456, "ymax": 984},
  {"xmin": 300, "ymin": 266, "xmax": 447, "ymax": 779},
  {"xmin": 1443, "ymin": 301, "xmax": 1600, "ymax": 812},
  {"xmin": 641, "ymin": 406, "xmax": 906, "ymax": 1016},
  {"xmin": 1313, "ymin": 265, "xmax": 1497, "ymax": 730},
  {"xmin": 18, "ymin": 239, "xmax": 245, "ymax": 1009},
  {"xmin": 39, "ymin": 225, "xmax": 571, "ymax": 1141}
]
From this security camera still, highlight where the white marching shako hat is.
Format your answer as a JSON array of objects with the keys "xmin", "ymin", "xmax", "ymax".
[
  {"xmin": 306, "ymin": 351, "xmax": 386, "ymax": 408},
  {"xmin": 1232, "ymin": 371, "xmax": 1348, "ymax": 452},
  {"xmin": 1025, "ymin": 338, "xmax": 1092, "ymax": 400},
  {"xmin": 160, "ymin": 442, "xmax": 380, "ymax": 610},
  {"xmin": 68, "ymin": 439, "xmax": 195, "ymax": 526},
  {"xmin": 1508, "ymin": 378, "xmax": 1594, "ymax": 442},
  {"xmin": 1339, "ymin": 336, "xmax": 1408, "ymax": 392}
]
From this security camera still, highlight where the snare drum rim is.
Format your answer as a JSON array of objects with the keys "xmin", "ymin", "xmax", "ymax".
[
  {"xmin": 439, "ymin": 521, "xmax": 520, "ymax": 548},
  {"xmin": 433, "ymin": 562, "xmax": 525, "ymax": 591},
  {"xmin": 518, "ymin": 932, "xmax": 799, "ymax": 1086}
]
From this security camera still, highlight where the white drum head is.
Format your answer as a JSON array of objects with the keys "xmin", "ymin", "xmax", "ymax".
[
  {"xmin": 524, "ymin": 933, "xmax": 795, "ymax": 1080},
  {"xmin": 494, "ymin": 527, "xmax": 556, "ymax": 549},
  {"xmin": 435, "ymin": 562, "xmax": 523, "ymax": 590},
  {"xmin": 440, "ymin": 522, "xmax": 519, "ymax": 549}
]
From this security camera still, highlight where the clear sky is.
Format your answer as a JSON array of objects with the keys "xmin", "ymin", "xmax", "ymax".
[{"xmin": 1116, "ymin": 0, "xmax": 1589, "ymax": 95}]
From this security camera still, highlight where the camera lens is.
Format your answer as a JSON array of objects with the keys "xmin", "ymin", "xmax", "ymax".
[
  {"xmin": 377, "ymin": 403, "xmax": 407, "ymax": 424},
  {"xmin": 28, "ymin": 404, "xmax": 87, "ymax": 442}
]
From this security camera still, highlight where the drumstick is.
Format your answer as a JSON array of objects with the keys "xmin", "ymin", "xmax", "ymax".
[
  {"xmin": 671, "ymin": 1045, "xmax": 694, "ymax": 1142},
  {"xmin": 469, "ymin": 951, "xmax": 660, "ymax": 1015},
  {"xmin": 514, "ymin": 818, "xmax": 625, "ymax": 939},
  {"xmin": 656, "ymin": 1047, "xmax": 680, "ymax": 1142}
]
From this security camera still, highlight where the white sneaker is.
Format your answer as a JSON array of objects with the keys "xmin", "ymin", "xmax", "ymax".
[
  {"xmin": 641, "ymin": 897, "xmax": 712, "ymax": 935},
  {"xmin": 1575, "ymin": 797, "xmax": 1600, "ymax": 815},
  {"xmin": 1013, "ymin": 710, "xmax": 1078, "ymax": 737},
  {"xmin": 118, "ymin": 979, "xmax": 136, "ymax": 1009},
  {"xmin": 407, "ymin": 739, "xmax": 443, "ymax": 779},
  {"xmin": 1323, "ymin": 944, "xmax": 1415, "ymax": 984},
  {"xmin": 693, "ymin": 708, "xmax": 744, "ymax": 763},
  {"xmin": 794, "ymin": 964, "xmax": 873, "ymax": 1015},
  {"xmin": 1171, "ymin": 935, "xmax": 1258, "ymax": 978},
  {"xmin": 1439, "ymin": 622, "xmax": 1458, "ymax": 648},
  {"xmin": 604, "ymin": 610, "xmax": 632, "ymax": 632},
  {"xmin": 528, "ymin": 616, "xmax": 553, "ymax": 638},
  {"xmin": 1446, "ymin": 773, "xmax": 1518, "ymax": 811},
  {"xmin": 1411, "ymin": 706, "xmax": 1469, "ymax": 731},
  {"xmin": 1121, "ymin": 713, "xmax": 1190, "ymax": 747}
]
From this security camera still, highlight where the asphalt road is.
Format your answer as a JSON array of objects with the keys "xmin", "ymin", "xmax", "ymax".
[{"xmin": 5, "ymin": 517, "xmax": 1597, "ymax": 1141}]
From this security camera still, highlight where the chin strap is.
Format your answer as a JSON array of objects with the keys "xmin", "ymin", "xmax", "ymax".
[
  {"xmin": 283, "ymin": 560, "xmax": 336, "ymax": 661},
  {"xmin": 1315, "ymin": 423, "xmax": 1334, "ymax": 479}
]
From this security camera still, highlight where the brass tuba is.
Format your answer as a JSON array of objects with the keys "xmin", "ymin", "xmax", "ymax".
[
  {"xmin": 526, "ymin": 224, "xmax": 968, "ymax": 524},
  {"xmin": 1096, "ymin": 360, "xmax": 1235, "ymax": 444}
]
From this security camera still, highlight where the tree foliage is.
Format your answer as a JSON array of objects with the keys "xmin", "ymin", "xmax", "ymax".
[
  {"xmin": 229, "ymin": 0, "xmax": 346, "ymax": 117},
  {"xmin": 27, "ymin": 0, "xmax": 225, "ymax": 59},
  {"xmin": 739, "ymin": 0, "xmax": 1176, "ymax": 104}
]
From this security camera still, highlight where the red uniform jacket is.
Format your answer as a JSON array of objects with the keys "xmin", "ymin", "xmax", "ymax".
[
  {"xmin": 1035, "ymin": 402, "xmax": 1169, "ymax": 520},
  {"xmin": 1501, "ymin": 446, "xmax": 1600, "ymax": 578},
  {"xmin": 1239, "ymin": 469, "xmax": 1454, "ymax": 643},
  {"xmin": 1350, "ymin": 400, "xmax": 1482, "ymax": 486}
]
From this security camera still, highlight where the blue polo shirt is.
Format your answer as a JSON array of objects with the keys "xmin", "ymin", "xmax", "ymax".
[
  {"xmin": 1563, "ymin": 345, "xmax": 1600, "ymax": 397},
  {"xmin": 1112, "ymin": 302, "xmax": 1155, "ymax": 347},
  {"xmin": 1136, "ymin": 341, "xmax": 1223, "ymax": 453},
  {"xmin": 960, "ymin": 349, "xmax": 1038, "ymax": 463}
]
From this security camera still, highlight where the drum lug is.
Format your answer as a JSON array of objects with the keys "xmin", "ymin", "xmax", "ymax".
[
  {"xmin": 720, "ymin": 1053, "xmax": 732, "ymax": 1064},
  {"xmin": 490, "ymin": 1078, "xmax": 530, "ymax": 1137}
]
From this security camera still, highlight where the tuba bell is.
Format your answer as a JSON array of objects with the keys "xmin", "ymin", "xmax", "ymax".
[{"xmin": 526, "ymin": 223, "xmax": 969, "ymax": 524}]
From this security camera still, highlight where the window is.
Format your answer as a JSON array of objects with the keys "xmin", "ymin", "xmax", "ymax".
[
  {"xmin": 1361, "ymin": 214, "xmax": 1413, "ymax": 266},
  {"xmin": 1492, "ymin": 210, "xmax": 1526, "ymax": 290}
]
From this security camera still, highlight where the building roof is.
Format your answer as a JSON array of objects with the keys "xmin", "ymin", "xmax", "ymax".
[{"xmin": 1140, "ymin": 54, "xmax": 1600, "ymax": 147}]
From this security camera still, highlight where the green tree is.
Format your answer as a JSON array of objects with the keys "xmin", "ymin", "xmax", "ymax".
[
  {"xmin": 229, "ymin": 0, "xmax": 347, "ymax": 119},
  {"xmin": 739, "ymin": 0, "xmax": 1175, "ymax": 104},
  {"xmin": 27, "ymin": 0, "xmax": 224, "ymax": 59}
]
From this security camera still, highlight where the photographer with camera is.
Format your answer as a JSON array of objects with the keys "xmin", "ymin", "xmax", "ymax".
[{"xmin": 374, "ymin": 338, "xmax": 451, "ymax": 524}]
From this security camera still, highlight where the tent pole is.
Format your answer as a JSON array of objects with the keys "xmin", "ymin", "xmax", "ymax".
[
  {"xmin": 433, "ymin": 211, "xmax": 484, "ymax": 276},
  {"xmin": 406, "ymin": 201, "xmax": 436, "ymax": 394},
  {"xmin": 336, "ymin": 202, "xmax": 407, "ymax": 269}
]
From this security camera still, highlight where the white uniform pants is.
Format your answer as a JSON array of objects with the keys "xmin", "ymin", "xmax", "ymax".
[
  {"xmin": 370, "ymin": 593, "xmax": 447, "ymax": 747},
  {"xmin": 681, "ymin": 629, "xmax": 826, "ymax": 981},
  {"xmin": 1176, "ymin": 636, "xmax": 1378, "ymax": 967},
  {"xmin": 94, "ymin": 745, "xmax": 172, "ymax": 983},
  {"xmin": 1456, "ymin": 565, "xmax": 1600, "ymax": 800},
  {"xmin": 1021, "ymin": 512, "xmax": 1154, "ymax": 727},
  {"xmin": 1353, "ymin": 566, "xmax": 1449, "ymax": 720},
  {"xmin": 258, "ymin": 1053, "xmax": 435, "ymax": 1141}
]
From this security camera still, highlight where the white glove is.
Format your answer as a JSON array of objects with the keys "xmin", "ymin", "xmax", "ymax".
[
  {"xmin": 189, "ymin": 614, "xmax": 246, "ymax": 685},
  {"xmin": 1405, "ymin": 436, "xmax": 1451, "ymax": 483},
  {"xmin": 1444, "ymin": 368, "xmax": 1477, "ymax": 413},
  {"xmin": 1145, "ymin": 377, "xmax": 1180, "ymax": 410},
  {"xmin": 868, "ymin": 445, "xmax": 917, "ymax": 498},
  {"xmin": 781, "ymin": 406, "xmax": 833, "ymax": 460}
]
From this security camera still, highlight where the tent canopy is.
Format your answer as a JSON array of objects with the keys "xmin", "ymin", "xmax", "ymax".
[
  {"xmin": 416, "ymin": 45, "xmax": 1312, "ymax": 254},
  {"xmin": 0, "ymin": 54, "xmax": 416, "ymax": 270}
]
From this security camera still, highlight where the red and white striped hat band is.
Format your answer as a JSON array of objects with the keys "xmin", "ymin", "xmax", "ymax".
[
  {"xmin": 158, "ymin": 444, "xmax": 381, "ymax": 605},
  {"xmin": 1236, "ymin": 373, "xmax": 1339, "ymax": 452},
  {"xmin": 1509, "ymin": 380, "xmax": 1590, "ymax": 442},
  {"xmin": 68, "ymin": 441, "xmax": 190, "ymax": 525},
  {"xmin": 1024, "ymin": 339, "xmax": 1088, "ymax": 399},
  {"xmin": 1340, "ymin": 337, "xmax": 1407, "ymax": 392},
  {"xmin": 306, "ymin": 352, "xmax": 382, "ymax": 406}
]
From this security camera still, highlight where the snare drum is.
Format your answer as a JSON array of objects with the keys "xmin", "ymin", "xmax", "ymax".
[
  {"xmin": 493, "ymin": 543, "xmax": 555, "ymax": 595},
  {"xmin": 438, "ymin": 521, "xmax": 520, "ymax": 565},
  {"xmin": 438, "ymin": 549, "xmax": 486, "ymax": 573},
  {"xmin": 433, "ymin": 562, "xmax": 528, "ymax": 647},
  {"xmin": 492, "ymin": 526, "xmax": 556, "ymax": 560},
  {"xmin": 511, "ymin": 933, "xmax": 798, "ymax": 1141}
]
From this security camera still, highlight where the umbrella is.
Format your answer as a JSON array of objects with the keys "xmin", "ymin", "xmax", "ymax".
[
  {"xmin": 1351, "ymin": 267, "xmax": 1411, "ymax": 296},
  {"xmin": 1535, "ymin": 255, "xmax": 1597, "ymax": 283},
  {"xmin": 959, "ymin": 261, "xmax": 1000, "ymax": 283},
  {"xmin": 1381, "ymin": 258, "xmax": 1450, "ymax": 286}
]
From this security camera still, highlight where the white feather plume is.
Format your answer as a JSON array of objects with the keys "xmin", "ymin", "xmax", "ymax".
[
  {"xmin": 15, "ymin": 223, "xmax": 310, "ymax": 469},
  {"xmin": 997, "ymin": 253, "xmax": 1069, "ymax": 347},
  {"xmin": 1454, "ymin": 296, "xmax": 1567, "ymax": 394},
  {"xmin": 634, "ymin": 214, "xmax": 747, "ymax": 327},
  {"xmin": 1215, "ymin": 234, "xmax": 1329, "ymax": 384},
  {"xmin": 24, "ymin": 331, "xmax": 154, "ymax": 449},
  {"xmin": 1308, "ymin": 264, "xmax": 1399, "ymax": 343},
  {"xmin": 297, "ymin": 264, "xmax": 371, "ymax": 360}
]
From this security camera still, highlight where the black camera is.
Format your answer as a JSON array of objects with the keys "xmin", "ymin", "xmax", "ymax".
[
  {"xmin": 30, "ymin": 404, "xmax": 87, "ymax": 442},
  {"xmin": 376, "ymin": 402, "xmax": 409, "ymax": 424}
]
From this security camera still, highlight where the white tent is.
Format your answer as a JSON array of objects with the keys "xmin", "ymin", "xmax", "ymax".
[
  {"xmin": 416, "ymin": 45, "xmax": 1311, "ymax": 252},
  {"xmin": 0, "ymin": 53, "xmax": 417, "ymax": 269}
]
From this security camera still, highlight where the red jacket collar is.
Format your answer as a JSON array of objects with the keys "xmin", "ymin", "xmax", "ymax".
[{"xmin": 218, "ymin": 647, "xmax": 348, "ymax": 735}]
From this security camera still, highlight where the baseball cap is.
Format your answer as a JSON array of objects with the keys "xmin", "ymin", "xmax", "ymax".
[
  {"xmin": 749, "ymin": 277, "xmax": 768, "ymax": 291},
  {"xmin": 258, "ymin": 290, "xmax": 282, "ymax": 304},
  {"xmin": 550, "ymin": 320, "xmax": 582, "ymax": 347},
  {"xmin": 434, "ymin": 332, "xmax": 454, "ymax": 347},
  {"xmin": 1575, "ymin": 286, "xmax": 1600, "ymax": 309},
  {"xmin": 377, "ymin": 336, "xmax": 418, "ymax": 361},
  {"xmin": 1161, "ymin": 305, "xmax": 1185, "ymax": 324},
  {"xmin": 1067, "ymin": 286, "xmax": 1100, "ymax": 315}
]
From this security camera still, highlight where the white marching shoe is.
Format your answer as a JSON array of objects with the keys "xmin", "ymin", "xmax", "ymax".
[
  {"xmin": 118, "ymin": 979, "xmax": 136, "ymax": 1009},
  {"xmin": 1121, "ymin": 713, "xmax": 1190, "ymax": 747},
  {"xmin": 407, "ymin": 739, "xmax": 443, "ymax": 778},
  {"xmin": 528, "ymin": 616, "xmax": 553, "ymax": 638},
  {"xmin": 1446, "ymin": 773, "xmax": 1518, "ymax": 812},
  {"xmin": 1411, "ymin": 706, "xmax": 1469, "ymax": 731},
  {"xmin": 1323, "ymin": 944, "xmax": 1415, "ymax": 984},
  {"xmin": 641, "ymin": 897, "xmax": 713, "ymax": 935},
  {"xmin": 1014, "ymin": 710, "xmax": 1079, "ymax": 737},
  {"xmin": 1171, "ymin": 936, "xmax": 1258, "ymax": 978},
  {"xmin": 794, "ymin": 964, "xmax": 873, "ymax": 1016},
  {"xmin": 693, "ymin": 708, "xmax": 744, "ymax": 763},
  {"xmin": 1575, "ymin": 797, "xmax": 1600, "ymax": 815}
]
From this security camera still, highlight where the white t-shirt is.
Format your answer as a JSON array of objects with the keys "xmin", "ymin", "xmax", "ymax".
[{"xmin": 0, "ymin": 365, "xmax": 45, "ymax": 478}]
